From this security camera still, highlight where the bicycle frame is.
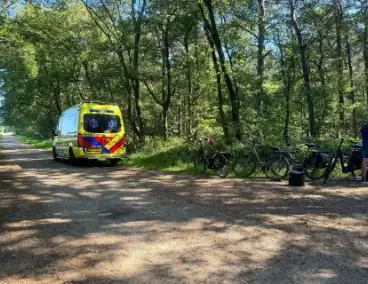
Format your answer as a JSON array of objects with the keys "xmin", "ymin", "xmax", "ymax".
[
  {"xmin": 196, "ymin": 138, "xmax": 227, "ymax": 169},
  {"xmin": 250, "ymin": 142, "xmax": 290, "ymax": 168},
  {"xmin": 330, "ymin": 139, "xmax": 360, "ymax": 174},
  {"xmin": 195, "ymin": 138, "xmax": 229, "ymax": 177},
  {"xmin": 251, "ymin": 146, "xmax": 263, "ymax": 166},
  {"xmin": 197, "ymin": 140, "xmax": 208, "ymax": 164},
  {"xmin": 337, "ymin": 144, "xmax": 348, "ymax": 173}
]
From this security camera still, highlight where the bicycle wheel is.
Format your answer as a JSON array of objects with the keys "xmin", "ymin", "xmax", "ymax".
[
  {"xmin": 304, "ymin": 155, "xmax": 326, "ymax": 181},
  {"xmin": 323, "ymin": 157, "xmax": 337, "ymax": 183},
  {"xmin": 264, "ymin": 155, "xmax": 290, "ymax": 181},
  {"xmin": 303, "ymin": 156, "xmax": 326, "ymax": 180},
  {"xmin": 306, "ymin": 167, "xmax": 326, "ymax": 180},
  {"xmin": 352, "ymin": 168, "xmax": 368, "ymax": 180},
  {"xmin": 213, "ymin": 154, "xmax": 229, "ymax": 178},
  {"xmin": 283, "ymin": 152, "xmax": 296, "ymax": 167},
  {"xmin": 232, "ymin": 153, "xmax": 257, "ymax": 178}
]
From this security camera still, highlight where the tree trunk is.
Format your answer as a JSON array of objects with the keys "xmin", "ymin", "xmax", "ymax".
[
  {"xmin": 283, "ymin": 87, "xmax": 291, "ymax": 142},
  {"xmin": 162, "ymin": 107, "xmax": 169, "ymax": 140},
  {"xmin": 256, "ymin": 0, "xmax": 266, "ymax": 112},
  {"xmin": 364, "ymin": 10, "xmax": 368, "ymax": 108},
  {"xmin": 161, "ymin": 22, "xmax": 174, "ymax": 141},
  {"xmin": 288, "ymin": 0, "xmax": 317, "ymax": 136},
  {"xmin": 221, "ymin": 16, "xmax": 239, "ymax": 98},
  {"xmin": 53, "ymin": 78, "xmax": 62, "ymax": 116},
  {"xmin": 82, "ymin": 60, "xmax": 97, "ymax": 98},
  {"xmin": 276, "ymin": 31, "xmax": 295, "ymax": 142},
  {"xmin": 203, "ymin": 23, "xmax": 229, "ymax": 138},
  {"xmin": 200, "ymin": 0, "xmax": 241, "ymax": 140},
  {"xmin": 66, "ymin": 93, "xmax": 72, "ymax": 107},
  {"xmin": 117, "ymin": 50, "xmax": 140, "ymax": 140},
  {"xmin": 212, "ymin": 50, "xmax": 229, "ymax": 138},
  {"xmin": 317, "ymin": 30, "xmax": 328, "ymax": 131},
  {"xmin": 333, "ymin": 0, "xmax": 345, "ymax": 131},
  {"xmin": 132, "ymin": 0, "xmax": 146, "ymax": 142},
  {"xmin": 178, "ymin": 94, "xmax": 183, "ymax": 136},
  {"xmin": 184, "ymin": 31, "xmax": 192, "ymax": 137},
  {"xmin": 346, "ymin": 34, "xmax": 358, "ymax": 137}
]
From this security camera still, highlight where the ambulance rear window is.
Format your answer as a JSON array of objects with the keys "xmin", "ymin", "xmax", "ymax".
[{"xmin": 84, "ymin": 114, "xmax": 121, "ymax": 133}]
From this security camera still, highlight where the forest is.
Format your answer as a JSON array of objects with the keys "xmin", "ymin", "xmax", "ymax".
[{"xmin": 1, "ymin": 0, "xmax": 368, "ymax": 145}]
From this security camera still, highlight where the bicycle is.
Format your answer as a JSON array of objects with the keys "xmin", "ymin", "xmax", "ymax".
[
  {"xmin": 232, "ymin": 138, "xmax": 290, "ymax": 181},
  {"xmin": 302, "ymin": 144, "xmax": 330, "ymax": 180},
  {"xmin": 194, "ymin": 138, "xmax": 230, "ymax": 178},
  {"xmin": 323, "ymin": 137, "xmax": 365, "ymax": 183},
  {"xmin": 283, "ymin": 137, "xmax": 330, "ymax": 180}
]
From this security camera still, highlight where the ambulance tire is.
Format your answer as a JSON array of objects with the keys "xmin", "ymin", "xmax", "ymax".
[
  {"xmin": 110, "ymin": 159, "xmax": 120, "ymax": 166},
  {"xmin": 53, "ymin": 147, "xmax": 60, "ymax": 161},
  {"xmin": 69, "ymin": 148, "xmax": 80, "ymax": 166}
]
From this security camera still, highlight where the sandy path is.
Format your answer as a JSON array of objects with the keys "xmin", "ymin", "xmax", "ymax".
[{"xmin": 0, "ymin": 134, "xmax": 367, "ymax": 284}]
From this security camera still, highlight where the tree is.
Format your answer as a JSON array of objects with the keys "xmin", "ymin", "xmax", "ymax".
[
  {"xmin": 199, "ymin": 0, "xmax": 241, "ymax": 140},
  {"xmin": 82, "ymin": 0, "xmax": 146, "ymax": 142},
  {"xmin": 332, "ymin": 0, "xmax": 345, "ymax": 131},
  {"xmin": 288, "ymin": 0, "xmax": 317, "ymax": 137},
  {"xmin": 1, "ymin": 0, "xmax": 367, "ymax": 142}
]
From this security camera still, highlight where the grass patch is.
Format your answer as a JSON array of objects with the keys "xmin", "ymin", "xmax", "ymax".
[
  {"xmin": 16, "ymin": 135, "xmax": 53, "ymax": 150},
  {"xmin": 123, "ymin": 138, "xmax": 202, "ymax": 174},
  {"xmin": 122, "ymin": 138, "xmax": 265, "ymax": 176}
]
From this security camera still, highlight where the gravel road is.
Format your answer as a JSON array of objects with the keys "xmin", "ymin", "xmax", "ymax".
[{"xmin": 0, "ymin": 134, "xmax": 367, "ymax": 284}]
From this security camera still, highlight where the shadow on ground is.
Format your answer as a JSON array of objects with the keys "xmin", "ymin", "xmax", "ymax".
[{"xmin": 0, "ymin": 135, "xmax": 367, "ymax": 283}]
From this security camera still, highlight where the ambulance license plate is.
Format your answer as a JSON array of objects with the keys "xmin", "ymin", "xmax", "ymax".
[{"xmin": 87, "ymin": 147, "xmax": 102, "ymax": 153}]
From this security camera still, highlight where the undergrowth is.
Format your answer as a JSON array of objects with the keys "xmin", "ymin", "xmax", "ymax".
[
  {"xmin": 14, "ymin": 133, "xmax": 360, "ymax": 178},
  {"xmin": 16, "ymin": 135, "xmax": 53, "ymax": 150},
  {"xmin": 123, "ymin": 138, "xmax": 201, "ymax": 173}
]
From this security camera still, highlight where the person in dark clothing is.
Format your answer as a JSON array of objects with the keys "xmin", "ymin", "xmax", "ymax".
[{"xmin": 361, "ymin": 122, "xmax": 368, "ymax": 182}]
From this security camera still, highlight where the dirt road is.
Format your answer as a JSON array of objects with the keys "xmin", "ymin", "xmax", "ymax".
[{"xmin": 0, "ymin": 134, "xmax": 368, "ymax": 284}]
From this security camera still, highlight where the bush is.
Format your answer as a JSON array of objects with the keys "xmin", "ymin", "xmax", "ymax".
[{"xmin": 125, "ymin": 137, "xmax": 197, "ymax": 171}]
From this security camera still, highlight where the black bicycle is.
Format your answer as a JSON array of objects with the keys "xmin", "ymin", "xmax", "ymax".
[
  {"xmin": 232, "ymin": 139, "xmax": 290, "ymax": 181},
  {"xmin": 323, "ymin": 138, "xmax": 364, "ymax": 183},
  {"xmin": 283, "ymin": 137, "xmax": 330, "ymax": 180},
  {"xmin": 302, "ymin": 144, "xmax": 330, "ymax": 180},
  {"xmin": 194, "ymin": 138, "xmax": 230, "ymax": 178}
]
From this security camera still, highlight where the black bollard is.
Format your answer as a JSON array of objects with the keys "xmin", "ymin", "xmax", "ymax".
[{"xmin": 289, "ymin": 165, "xmax": 306, "ymax": 186}]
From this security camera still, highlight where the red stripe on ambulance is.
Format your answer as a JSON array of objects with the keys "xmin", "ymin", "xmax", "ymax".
[{"xmin": 109, "ymin": 136, "xmax": 126, "ymax": 153}]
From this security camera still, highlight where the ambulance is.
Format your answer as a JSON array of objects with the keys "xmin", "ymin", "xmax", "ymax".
[{"xmin": 53, "ymin": 102, "xmax": 126, "ymax": 166}]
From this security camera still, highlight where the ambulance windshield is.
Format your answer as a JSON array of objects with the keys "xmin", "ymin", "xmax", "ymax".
[{"xmin": 84, "ymin": 114, "xmax": 121, "ymax": 133}]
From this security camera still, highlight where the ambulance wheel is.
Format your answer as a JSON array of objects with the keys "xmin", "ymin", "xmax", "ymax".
[
  {"xmin": 110, "ymin": 159, "xmax": 120, "ymax": 166},
  {"xmin": 69, "ymin": 148, "xmax": 79, "ymax": 166},
  {"xmin": 53, "ymin": 147, "xmax": 60, "ymax": 161}
]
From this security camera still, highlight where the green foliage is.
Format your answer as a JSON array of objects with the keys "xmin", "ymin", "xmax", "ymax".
[
  {"xmin": 16, "ymin": 134, "xmax": 53, "ymax": 150},
  {"xmin": 0, "ymin": 0, "xmax": 367, "ymax": 146},
  {"xmin": 124, "ymin": 138, "xmax": 198, "ymax": 172}
]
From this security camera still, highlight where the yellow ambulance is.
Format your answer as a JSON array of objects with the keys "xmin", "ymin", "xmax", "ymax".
[{"xmin": 53, "ymin": 102, "xmax": 126, "ymax": 166}]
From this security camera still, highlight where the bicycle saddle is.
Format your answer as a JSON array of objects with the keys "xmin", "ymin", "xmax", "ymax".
[{"xmin": 306, "ymin": 143, "xmax": 316, "ymax": 148}]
